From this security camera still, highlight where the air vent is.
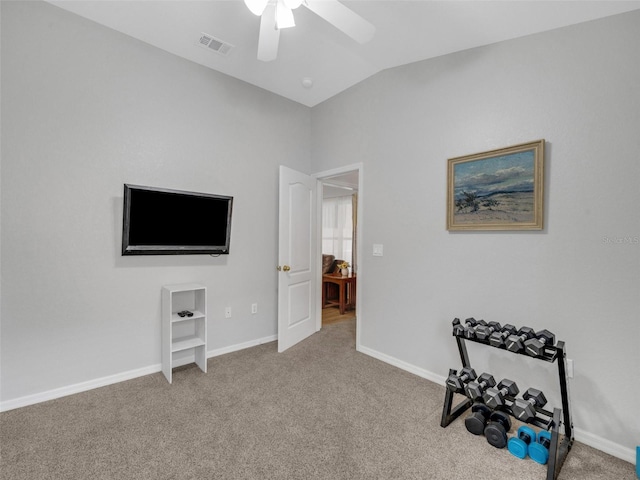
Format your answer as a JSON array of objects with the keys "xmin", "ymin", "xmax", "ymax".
[{"xmin": 198, "ymin": 33, "xmax": 233, "ymax": 56}]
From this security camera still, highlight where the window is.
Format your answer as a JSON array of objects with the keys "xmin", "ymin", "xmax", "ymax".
[{"xmin": 322, "ymin": 196, "xmax": 353, "ymax": 266}]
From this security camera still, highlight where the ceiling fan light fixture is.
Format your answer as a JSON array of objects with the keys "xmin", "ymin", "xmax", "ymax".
[
  {"xmin": 276, "ymin": 0, "xmax": 296, "ymax": 29},
  {"xmin": 244, "ymin": 0, "xmax": 269, "ymax": 16}
]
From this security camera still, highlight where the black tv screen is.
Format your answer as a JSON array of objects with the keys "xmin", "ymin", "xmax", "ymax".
[{"xmin": 122, "ymin": 184, "xmax": 233, "ymax": 255}]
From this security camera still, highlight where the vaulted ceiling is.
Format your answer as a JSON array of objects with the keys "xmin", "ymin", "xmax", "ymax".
[{"xmin": 46, "ymin": 1, "xmax": 640, "ymax": 107}]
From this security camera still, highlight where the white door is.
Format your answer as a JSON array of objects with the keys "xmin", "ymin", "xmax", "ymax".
[{"xmin": 278, "ymin": 166, "xmax": 318, "ymax": 352}]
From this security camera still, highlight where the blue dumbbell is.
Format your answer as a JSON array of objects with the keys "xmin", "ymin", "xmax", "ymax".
[
  {"xmin": 529, "ymin": 430, "xmax": 552, "ymax": 465},
  {"xmin": 507, "ymin": 425, "xmax": 536, "ymax": 459}
]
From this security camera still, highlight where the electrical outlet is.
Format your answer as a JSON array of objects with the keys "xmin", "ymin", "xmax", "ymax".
[
  {"xmin": 251, "ymin": 303, "xmax": 258, "ymax": 314},
  {"xmin": 225, "ymin": 307, "xmax": 232, "ymax": 318},
  {"xmin": 567, "ymin": 359, "xmax": 574, "ymax": 378}
]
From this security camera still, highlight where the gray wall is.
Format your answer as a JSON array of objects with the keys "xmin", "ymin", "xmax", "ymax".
[
  {"xmin": 311, "ymin": 11, "xmax": 640, "ymax": 455},
  {"xmin": 2, "ymin": 0, "xmax": 639, "ymax": 461},
  {"xmin": 1, "ymin": 1, "xmax": 310, "ymax": 400}
]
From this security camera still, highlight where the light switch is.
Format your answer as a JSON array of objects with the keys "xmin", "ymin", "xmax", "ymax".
[{"xmin": 373, "ymin": 244, "xmax": 383, "ymax": 256}]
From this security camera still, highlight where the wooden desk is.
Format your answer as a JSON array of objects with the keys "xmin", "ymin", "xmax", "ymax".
[{"xmin": 322, "ymin": 274, "xmax": 356, "ymax": 314}]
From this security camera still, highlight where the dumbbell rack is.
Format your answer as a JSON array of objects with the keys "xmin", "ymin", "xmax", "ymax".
[{"xmin": 440, "ymin": 332, "xmax": 574, "ymax": 480}]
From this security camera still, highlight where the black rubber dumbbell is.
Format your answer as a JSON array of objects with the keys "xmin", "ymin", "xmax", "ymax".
[
  {"xmin": 452, "ymin": 318, "xmax": 464, "ymax": 336},
  {"xmin": 445, "ymin": 367, "xmax": 477, "ymax": 393},
  {"xmin": 465, "ymin": 373, "xmax": 496, "ymax": 401},
  {"xmin": 465, "ymin": 402, "xmax": 491, "ymax": 435},
  {"xmin": 524, "ymin": 329, "xmax": 556, "ymax": 357},
  {"xmin": 506, "ymin": 326, "xmax": 535, "ymax": 353},
  {"xmin": 484, "ymin": 411, "xmax": 512, "ymax": 448},
  {"xmin": 483, "ymin": 379, "xmax": 519, "ymax": 409},
  {"xmin": 452, "ymin": 317, "xmax": 477, "ymax": 337},
  {"xmin": 488, "ymin": 324, "xmax": 517, "ymax": 348},
  {"xmin": 511, "ymin": 388, "xmax": 547, "ymax": 423},
  {"xmin": 475, "ymin": 321, "xmax": 502, "ymax": 342},
  {"xmin": 464, "ymin": 319, "xmax": 487, "ymax": 340}
]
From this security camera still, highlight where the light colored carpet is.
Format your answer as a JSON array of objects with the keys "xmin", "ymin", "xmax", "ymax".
[{"xmin": 0, "ymin": 319, "xmax": 635, "ymax": 479}]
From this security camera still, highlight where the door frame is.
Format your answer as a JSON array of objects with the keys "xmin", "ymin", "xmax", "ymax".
[{"xmin": 313, "ymin": 163, "xmax": 364, "ymax": 350}]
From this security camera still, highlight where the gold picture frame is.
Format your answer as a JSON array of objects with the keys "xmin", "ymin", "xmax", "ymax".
[{"xmin": 447, "ymin": 140, "xmax": 545, "ymax": 231}]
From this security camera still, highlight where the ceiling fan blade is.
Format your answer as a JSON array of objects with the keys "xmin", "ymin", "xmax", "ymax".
[
  {"xmin": 304, "ymin": 0, "xmax": 375, "ymax": 44},
  {"xmin": 257, "ymin": 3, "xmax": 280, "ymax": 61},
  {"xmin": 276, "ymin": 0, "xmax": 296, "ymax": 29}
]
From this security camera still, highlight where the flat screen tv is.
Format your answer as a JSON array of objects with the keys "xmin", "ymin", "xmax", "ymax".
[{"xmin": 122, "ymin": 184, "xmax": 233, "ymax": 255}]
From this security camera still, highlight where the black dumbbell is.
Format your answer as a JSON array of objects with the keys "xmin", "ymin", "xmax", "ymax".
[
  {"xmin": 524, "ymin": 329, "xmax": 556, "ymax": 357},
  {"xmin": 465, "ymin": 402, "xmax": 491, "ymax": 435},
  {"xmin": 483, "ymin": 379, "xmax": 519, "ymax": 409},
  {"xmin": 465, "ymin": 373, "xmax": 496, "ymax": 401},
  {"xmin": 452, "ymin": 318, "xmax": 464, "ymax": 336},
  {"xmin": 484, "ymin": 411, "xmax": 512, "ymax": 448},
  {"xmin": 488, "ymin": 324, "xmax": 517, "ymax": 348},
  {"xmin": 506, "ymin": 326, "xmax": 535, "ymax": 353},
  {"xmin": 475, "ymin": 321, "xmax": 502, "ymax": 342},
  {"xmin": 463, "ymin": 319, "xmax": 487, "ymax": 340},
  {"xmin": 512, "ymin": 388, "xmax": 547, "ymax": 423},
  {"xmin": 452, "ymin": 317, "xmax": 477, "ymax": 337},
  {"xmin": 462, "ymin": 317, "xmax": 478, "ymax": 328},
  {"xmin": 445, "ymin": 367, "xmax": 477, "ymax": 393}
]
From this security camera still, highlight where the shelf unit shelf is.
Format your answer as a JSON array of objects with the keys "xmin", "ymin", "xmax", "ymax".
[
  {"xmin": 162, "ymin": 284, "xmax": 207, "ymax": 384},
  {"xmin": 171, "ymin": 310, "xmax": 205, "ymax": 323},
  {"xmin": 441, "ymin": 332, "xmax": 574, "ymax": 480},
  {"xmin": 172, "ymin": 335, "xmax": 206, "ymax": 353}
]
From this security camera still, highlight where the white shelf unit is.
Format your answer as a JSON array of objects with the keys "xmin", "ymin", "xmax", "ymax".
[{"xmin": 162, "ymin": 283, "xmax": 207, "ymax": 384}]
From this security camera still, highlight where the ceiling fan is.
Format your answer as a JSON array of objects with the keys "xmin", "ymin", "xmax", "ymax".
[{"xmin": 244, "ymin": 0, "xmax": 376, "ymax": 61}]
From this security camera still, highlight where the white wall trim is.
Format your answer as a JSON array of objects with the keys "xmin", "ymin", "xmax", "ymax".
[
  {"xmin": 0, "ymin": 364, "xmax": 160, "ymax": 412},
  {"xmin": 358, "ymin": 344, "xmax": 636, "ymax": 465},
  {"xmin": 313, "ymin": 163, "xmax": 364, "ymax": 350},
  {"xmin": 208, "ymin": 334, "xmax": 277, "ymax": 358},
  {"xmin": 0, "ymin": 334, "xmax": 278, "ymax": 412},
  {"xmin": 358, "ymin": 344, "xmax": 447, "ymax": 386},
  {"xmin": 573, "ymin": 427, "xmax": 636, "ymax": 464}
]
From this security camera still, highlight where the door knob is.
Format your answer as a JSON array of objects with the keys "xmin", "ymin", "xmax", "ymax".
[{"xmin": 278, "ymin": 265, "xmax": 291, "ymax": 272}]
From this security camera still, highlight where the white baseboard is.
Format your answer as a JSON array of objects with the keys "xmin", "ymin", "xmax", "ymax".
[
  {"xmin": 357, "ymin": 344, "xmax": 637, "ymax": 466},
  {"xmin": 0, "ymin": 334, "xmax": 278, "ymax": 413},
  {"xmin": 358, "ymin": 344, "xmax": 447, "ymax": 386},
  {"xmin": 0, "ymin": 364, "xmax": 161, "ymax": 412},
  {"xmin": 573, "ymin": 427, "xmax": 636, "ymax": 464},
  {"xmin": 208, "ymin": 334, "xmax": 277, "ymax": 358}
]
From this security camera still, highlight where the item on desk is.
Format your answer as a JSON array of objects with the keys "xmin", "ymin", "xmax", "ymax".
[{"xmin": 337, "ymin": 261, "xmax": 350, "ymax": 276}]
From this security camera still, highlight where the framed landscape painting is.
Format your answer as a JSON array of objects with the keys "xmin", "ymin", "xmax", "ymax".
[{"xmin": 447, "ymin": 140, "xmax": 545, "ymax": 231}]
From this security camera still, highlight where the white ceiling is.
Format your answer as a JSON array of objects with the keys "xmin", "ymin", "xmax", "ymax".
[{"xmin": 46, "ymin": 1, "xmax": 640, "ymax": 107}]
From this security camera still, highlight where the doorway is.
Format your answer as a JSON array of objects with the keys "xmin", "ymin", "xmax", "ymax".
[{"xmin": 314, "ymin": 164, "xmax": 363, "ymax": 348}]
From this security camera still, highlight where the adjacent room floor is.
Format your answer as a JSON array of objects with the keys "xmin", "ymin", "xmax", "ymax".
[{"xmin": 322, "ymin": 305, "xmax": 356, "ymax": 326}]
